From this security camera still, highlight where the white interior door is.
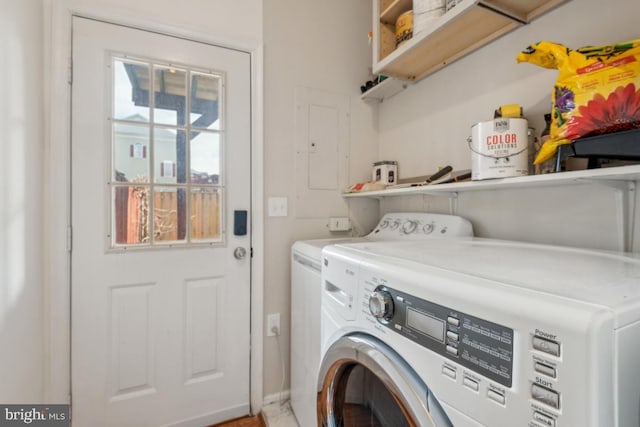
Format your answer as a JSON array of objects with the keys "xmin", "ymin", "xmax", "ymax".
[{"xmin": 71, "ymin": 17, "xmax": 251, "ymax": 426}]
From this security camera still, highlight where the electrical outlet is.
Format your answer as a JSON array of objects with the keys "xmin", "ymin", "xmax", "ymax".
[
  {"xmin": 328, "ymin": 217, "xmax": 351, "ymax": 232},
  {"xmin": 267, "ymin": 313, "xmax": 280, "ymax": 337}
]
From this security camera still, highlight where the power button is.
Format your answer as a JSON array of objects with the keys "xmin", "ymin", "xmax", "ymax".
[{"xmin": 532, "ymin": 336, "xmax": 560, "ymax": 357}]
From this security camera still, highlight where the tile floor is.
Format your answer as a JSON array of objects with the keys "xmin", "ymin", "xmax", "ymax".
[
  {"xmin": 209, "ymin": 401, "xmax": 299, "ymax": 427},
  {"xmin": 261, "ymin": 401, "xmax": 299, "ymax": 427}
]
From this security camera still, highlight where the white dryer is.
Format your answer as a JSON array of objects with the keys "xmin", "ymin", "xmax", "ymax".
[
  {"xmin": 290, "ymin": 213, "xmax": 473, "ymax": 427},
  {"xmin": 319, "ymin": 238, "xmax": 640, "ymax": 427}
]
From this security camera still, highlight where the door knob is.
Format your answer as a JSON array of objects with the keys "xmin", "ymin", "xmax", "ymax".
[{"xmin": 234, "ymin": 247, "xmax": 247, "ymax": 260}]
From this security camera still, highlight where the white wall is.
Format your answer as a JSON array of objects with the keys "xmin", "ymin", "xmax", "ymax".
[
  {"xmin": 5, "ymin": 0, "xmax": 375, "ymax": 409},
  {"xmin": 58, "ymin": 0, "xmax": 262, "ymax": 48},
  {"xmin": 0, "ymin": 0, "xmax": 45, "ymax": 403},
  {"xmin": 262, "ymin": 0, "xmax": 378, "ymax": 398},
  {"xmin": 377, "ymin": 0, "xmax": 640, "ymax": 251},
  {"xmin": 1, "ymin": 0, "xmax": 263, "ymax": 406}
]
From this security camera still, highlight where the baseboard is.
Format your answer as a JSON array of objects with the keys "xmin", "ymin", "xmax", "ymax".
[{"xmin": 262, "ymin": 389, "xmax": 290, "ymax": 407}]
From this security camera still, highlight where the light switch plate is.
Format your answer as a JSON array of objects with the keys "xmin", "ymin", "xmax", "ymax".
[{"xmin": 268, "ymin": 197, "xmax": 288, "ymax": 217}]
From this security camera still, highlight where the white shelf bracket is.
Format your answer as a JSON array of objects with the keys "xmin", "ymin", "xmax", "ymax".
[
  {"xmin": 580, "ymin": 179, "xmax": 636, "ymax": 251},
  {"xmin": 448, "ymin": 192, "xmax": 459, "ymax": 215},
  {"xmin": 619, "ymin": 181, "xmax": 636, "ymax": 252}
]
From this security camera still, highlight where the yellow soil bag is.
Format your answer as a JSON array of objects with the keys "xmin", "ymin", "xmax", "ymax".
[{"xmin": 517, "ymin": 40, "xmax": 640, "ymax": 164}]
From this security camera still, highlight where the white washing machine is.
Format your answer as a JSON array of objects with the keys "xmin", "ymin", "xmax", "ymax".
[
  {"xmin": 319, "ymin": 238, "xmax": 640, "ymax": 426},
  {"xmin": 290, "ymin": 213, "xmax": 473, "ymax": 427}
]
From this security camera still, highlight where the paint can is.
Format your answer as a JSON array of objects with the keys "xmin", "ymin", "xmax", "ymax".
[
  {"xmin": 395, "ymin": 11, "xmax": 413, "ymax": 47},
  {"xmin": 469, "ymin": 118, "xmax": 529, "ymax": 180},
  {"xmin": 414, "ymin": 0, "xmax": 446, "ymax": 13},
  {"xmin": 413, "ymin": 0, "xmax": 445, "ymax": 35},
  {"xmin": 372, "ymin": 161, "xmax": 398, "ymax": 185}
]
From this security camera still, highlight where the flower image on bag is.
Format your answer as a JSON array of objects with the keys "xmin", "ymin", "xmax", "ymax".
[{"xmin": 517, "ymin": 40, "xmax": 640, "ymax": 164}]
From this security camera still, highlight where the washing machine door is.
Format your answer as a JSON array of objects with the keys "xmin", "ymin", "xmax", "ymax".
[{"xmin": 318, "ymin": 333, "xmax": 452, "ymax": 427}]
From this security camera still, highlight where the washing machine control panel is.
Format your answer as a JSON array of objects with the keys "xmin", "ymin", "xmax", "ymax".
[
  {"xmin": 370, "ymin": 213, "xmax": 473, "ymax": 239},
  {"xmin": 369, "ymin": 285, "xmax": 514, "ymax": 387}
]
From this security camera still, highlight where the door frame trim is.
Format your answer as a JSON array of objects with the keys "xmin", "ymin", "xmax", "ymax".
[{"xmin": 44, "ymin": 1, "xmax": 265, "ymax": 413}]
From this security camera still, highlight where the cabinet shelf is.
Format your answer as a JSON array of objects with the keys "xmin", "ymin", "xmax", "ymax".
[
  {"xmin": 343, "ymin": 165, "xmax": 640, "ymax": 198},
  {"xmin": 360, "ymin": 77, "xmax": 410, "ymax": 103},
  {"xmin": 373, "ymin": 0, "xmax": 571, "ymax": 82},
  {"xmin": 380, "ymin": 0, "xmax": 412, "ymax": 25}
]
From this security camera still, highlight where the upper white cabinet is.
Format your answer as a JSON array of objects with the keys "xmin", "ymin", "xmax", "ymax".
[{"xmin": 372, "ymin": 0, "xmax": 571, "ymax": 82}]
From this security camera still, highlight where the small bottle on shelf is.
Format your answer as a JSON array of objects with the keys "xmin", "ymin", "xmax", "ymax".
[{"xmin": 537, "ymin": 113, "xmax": 555, "ymax": 174}]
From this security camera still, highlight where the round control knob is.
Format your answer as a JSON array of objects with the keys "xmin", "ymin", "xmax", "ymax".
[
  {"xmin": 389, "ymin": 220, "xmax": 400, "ymax": 230},
  {"xmin": 401, "ymin": 220, "xmax": 417, "ymax": 235},
  {"xmin": 379, "ymin": 220, "xmax": 389, "ymax": 229},
  {"xmin": 369, "ymin": 290, "xmax": 394, "ymax": 321},
  {"xmin": 423, "ymin": 223, "xmax": 434, "ymax": 234}
]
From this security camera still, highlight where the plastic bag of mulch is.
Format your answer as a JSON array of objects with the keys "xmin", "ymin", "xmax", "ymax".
[{"xmin": 517, "ymin": 39, "xmax": 640, "ymax": 164}]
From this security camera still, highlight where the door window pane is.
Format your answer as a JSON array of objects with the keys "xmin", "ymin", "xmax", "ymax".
[
  {"xmin": 191, "ymin": 188, "xmax": 222, "ymax": 242},
  {"xmin": 154, "ymin": 127, "xmax": 187, "ymax": 184},
  {"xmin": 154, "ymin": 66, "xmax": 187, "ymax": 126},
  {"xmin": 113, "ymin": 123, "xmax": 150, "ymax": 183},
  {"xmin": 190, "ymin": 131, "xmax": 220, "ymax": 184},
  {"xmin": 190, "ymin": 73, "xmax": 221, "ymax": 130},
  {"xmin": 113, "ymin": 185, "xmax": 150, "ymax": 245},
  {"xmin": 154, "ymin": 187, "xmax": 187, "ymax": 243},
  {"xmin": 113, "ymin": 60, "xmax": 150, "ymax": 122}
]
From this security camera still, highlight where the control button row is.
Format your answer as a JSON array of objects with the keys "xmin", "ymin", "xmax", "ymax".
[
  {"xmin": 532, "ymin": 336, "xmax": 561, "ymax": 357},
  {"xmin": 463, "ymin": 377, "xmax": 479, "ymax": 392},
  {"xmin": 534, "ymin": 362, "xmax": 557, "ymax": 379},
  {"xmin": 533, "ymin": 411, "xmax": 556, "ymax": 427},
  {"xmin": 447, "ymin": 316, "xmax": 460, "ymax": 327},
  {"xmin": 531, "ymin": 384, "xmax": 560, "ymax": 409},
  {"xmin": 487, "ymin": 389, "xmax": 505, "ymax": 405},
  {"xmin": 442, "ymin": 366, "xmax": 506, "ymax": 405},
  {"xmin": 446, "ymin": 330, "xmax": 459, "ymax": 342},
  {"xmin": 445, "ymin": 345, "xmax": 459, "ymax": 356},
  {"xmin": 442, "ymin": 366, "xmax": 456, "ymax": 380},
  {"xmin": 379, "ymin": 220, "xmax": 445, "ymax": 235}
]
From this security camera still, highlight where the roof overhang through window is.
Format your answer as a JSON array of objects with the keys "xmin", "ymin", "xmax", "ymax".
[{"xmin": 123, "ymin": 63, "xmax": 219, "ymax": 130}]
